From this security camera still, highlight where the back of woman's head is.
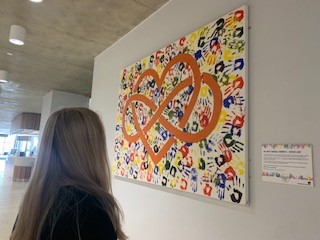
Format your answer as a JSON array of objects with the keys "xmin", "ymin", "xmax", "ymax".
[
  {"xmin": 11, "ymin": 108, "xmax": 126, "ymax": 240},
  {"xmin": 42, "ymin": 108, "xmax": 110, "ymax": 189}
]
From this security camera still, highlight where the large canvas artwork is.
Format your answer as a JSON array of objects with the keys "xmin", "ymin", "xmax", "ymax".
[{"xmin": 114, "ymin": 6, "xmax": 248, "ymax": 204}]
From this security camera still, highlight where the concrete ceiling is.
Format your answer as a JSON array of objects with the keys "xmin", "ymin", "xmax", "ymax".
[{"xmin": 0, "ymin": 0, "xmax": 168, "ymax": 134}]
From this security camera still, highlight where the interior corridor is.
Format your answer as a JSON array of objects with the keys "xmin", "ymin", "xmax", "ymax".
[{"xmin": 0, "ymin": 160, "xmax": 28, "ymax": 240}]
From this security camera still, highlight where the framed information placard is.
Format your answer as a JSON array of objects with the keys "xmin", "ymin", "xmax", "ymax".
[{"xmin": 262, "ymin": 144, "xmax": 314, "ymax": 187}]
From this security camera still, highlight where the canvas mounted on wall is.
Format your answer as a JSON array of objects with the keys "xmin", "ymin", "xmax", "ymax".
[{"xmin": 113, "ymin": 6, "xmax": 248, "ymax": 204}]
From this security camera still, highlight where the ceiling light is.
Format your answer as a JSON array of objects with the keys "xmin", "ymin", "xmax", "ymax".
[
  {"xmin": 9, "ymin": 25, "xmax": 26, "ymax": 46},
  {"xmin": 6, "ymin": 52, "xmax": 13, "ymax": 56},
  {"xmin": 30, "ymin": 0, "xmax": 43, "ymax": 2},
  {"xmin": 0, "ymin": 70, "xmax": 8, "ymax": 83}
]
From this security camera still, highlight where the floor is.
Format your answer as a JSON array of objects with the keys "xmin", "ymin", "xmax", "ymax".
[{"xmin": 0, "ymin": 160, "xmax": 28, "ymax": 240}]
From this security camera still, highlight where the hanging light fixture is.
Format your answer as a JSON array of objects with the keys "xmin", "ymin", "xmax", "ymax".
[
  {"xmin": 9, "ymin": 25, "xmax": 26, "ymax": 45},
  {"xmin": 30, "ymin": 0, "xmax": 43, "ymax": 2},
  {"xmin": 0, "ymin": 70, "xmax": 8, "ymax": 83}
]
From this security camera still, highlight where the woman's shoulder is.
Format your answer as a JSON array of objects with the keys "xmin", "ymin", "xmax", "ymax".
[{"xmin": 50, "ymin": 185, "xmax": 117, "ymax": 239}]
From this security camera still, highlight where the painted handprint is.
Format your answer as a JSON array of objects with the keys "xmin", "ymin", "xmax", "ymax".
[
  {"xmin": 190, "ymin": 168, "xmax": 198, "ymax": 193},
  {"xmin": 215, "ymin": 173, "xmax": 227, "ymax": 200},
  {"xmin": 227, "ymin": 175, "xmax": 245, "ymax": 203}
]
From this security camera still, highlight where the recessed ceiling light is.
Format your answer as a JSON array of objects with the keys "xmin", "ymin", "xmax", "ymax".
[
  {"xmin": 9, "ymin": 25, "xmax": 26, "ymax": 46},
  {"xmin": 0, "ymin": 70, "xmax": 8, "ymax": 83},
  {"xmin": 6, "ymin": 52, "xmax": 13, "ymax": 56},
  {"xmin": 30, "ymin": 0, "xmax": 43, "ymax": 2}
]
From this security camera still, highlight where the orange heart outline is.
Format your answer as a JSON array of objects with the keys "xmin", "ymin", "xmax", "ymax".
[{"xmin": 122, "ymin": 53, "xmax": 222, "ymax": 165}]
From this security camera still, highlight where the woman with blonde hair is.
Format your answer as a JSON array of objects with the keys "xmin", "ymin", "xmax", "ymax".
[{"xmin": 11, "ymin": 108, "xmax": 127, "ymax": 240}]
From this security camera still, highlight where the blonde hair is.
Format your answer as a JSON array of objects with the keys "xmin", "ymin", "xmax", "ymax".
[{"xmin": 11, "ymin": 108, "xmax": 126, "ymax": 240}]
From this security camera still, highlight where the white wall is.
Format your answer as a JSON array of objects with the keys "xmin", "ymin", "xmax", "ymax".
[
  {"xmin": 39, "ymin": 90, "xmax": 53, "ymax": 135},
  {"xmin": 39, "ymin": 90, "xmax": 89, "ymax": 135},
  {"xmin": 91, "ymin": 0, "xmax": 320, "ymax": 239}
]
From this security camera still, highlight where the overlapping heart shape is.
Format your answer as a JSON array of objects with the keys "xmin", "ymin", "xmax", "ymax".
[{"xmin": 122, "ymin": 53, "xmax": 222, "ymax": 165}]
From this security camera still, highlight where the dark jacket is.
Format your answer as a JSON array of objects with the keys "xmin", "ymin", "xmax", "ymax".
[{"xmin": 41, "ymin": 186, "xmax": 117, "ymax": 240}]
